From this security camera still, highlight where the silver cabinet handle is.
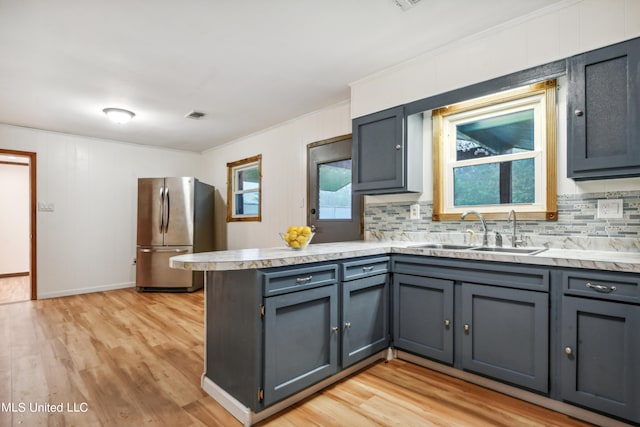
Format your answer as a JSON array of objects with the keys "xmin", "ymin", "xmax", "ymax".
[
  {"xmin": 586, "ymin": 282, "xmax": 616, "ymax": 293},
  {"xmin": 165, "ymin": 188, "xmax": 170, "ymax": 233},
  {"xmin": 345, "ymin": 322, "xmax": 351, "ymax": 329},
  {"xmin": 362, "ymin": 266, "xmax": 374, "ymax": 272},
  {"xmin": 159, "ymin": 187, "xmax": 165, "ymax": 233},
  {"xmin": 444, "ymin": 319, "xmax": 450, "ymax": 327},
  {"xmin": 395, "ymin": 144, "xmax": 401, "ymax": 150},
  {"xmin": 565, "ymin": 347, "xmax": 573, "ymax": 356},
  {"xmin": 574, "ymin": 109, "xmax": 584, "ymax": 117},
  {"xmin": 140, "ymin": 248, "xmax": 189, "ymax": 253},
  {"xmin": 331, "ymin": 326, "xmax": 339, "ymax": 333},
  {"xmin": 295, "ymin": 276, "xmax": 313, "ymax": 283},
  {"xmin": 463, "ymin": 324, "xmax": 470, "ymax": 332}
]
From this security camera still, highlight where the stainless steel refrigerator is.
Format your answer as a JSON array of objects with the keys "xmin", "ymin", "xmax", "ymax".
[{"xmin": 136, "ymin": 177, "xmax": 214, "ymax": 291}]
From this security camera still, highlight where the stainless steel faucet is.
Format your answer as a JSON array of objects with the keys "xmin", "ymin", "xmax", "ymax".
[
  {"xmin": 508, "ymin": 209, "xmax": 524, "ymax": 247},
  {"xmin": 461, "ymin": 210, "xmax": 488, "ymax": 247}
]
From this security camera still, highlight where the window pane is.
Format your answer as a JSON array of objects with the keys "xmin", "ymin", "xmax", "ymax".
[
  {"xmin": 453, "ymin": 158, "xmax": 535, "ymax": 207},
  {"xmin": 318, "ymin": 160, "xmax": 352, "ymax": 220},
  {"xmin": 511, "ymin": 158, "xmax": 535, "ymax": 204},
  {"xmin": 237, "ymin": 166, "xmax": 259, "ymax": 191},
  {"xmin": 456, "ymin": 109, "xmax": 534, "ymax": 161},
  {"xmin": 454, "ymin": 163, "xmax": 500, "ymax": 206},
  {"xmin": 235, "ymin": 192, "xmax": 259, "ymax": 215}
]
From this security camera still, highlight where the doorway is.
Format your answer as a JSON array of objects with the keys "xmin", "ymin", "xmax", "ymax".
[
  {"xmin": 307, "ymin": 135, "xmax": 362, "ymax": 243},
  {"xmin": 0, "ymin": 149, "xmax": 37, "ymax": 303}
]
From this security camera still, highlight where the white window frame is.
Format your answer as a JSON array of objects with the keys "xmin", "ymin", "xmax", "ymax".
[
  {"xmin": 227, "ymin": 154, "xmax": 262, "ymax": 222},
  {"xmin": 432, "ymin": 80, "xmax": 557, "ymax": 221}
]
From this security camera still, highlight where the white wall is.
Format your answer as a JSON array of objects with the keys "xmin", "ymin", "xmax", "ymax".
[
  {"xmin": 200, "ymin": 101, "xmax": 351, "ymax": 250},
  {"xmin": 0, "ymin": 162, "xmax": 30, "ymax": 274},
  {"xmin": 350, "ymin": 0, "xmax": 640, "ymax": 205},
  {"xmin": 0, "ymin": 124, "xmax": 201, "ymax": 298}
]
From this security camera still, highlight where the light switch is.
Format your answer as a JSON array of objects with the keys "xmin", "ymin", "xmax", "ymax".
[
  {"xmin": 597, "ymin": 199, "xmax": 623, "ymax": 219},
  {"xmin": 38, "ymin": 201, "xmax": 55, "ymax": 212}
]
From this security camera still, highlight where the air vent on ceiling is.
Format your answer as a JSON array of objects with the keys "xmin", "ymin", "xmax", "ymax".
[
  {"xmin": 185, "ymin": 110, "xmax": 206, "ymax": 120},
  {"xmin": 392, "ymin": 0, "xmax": 421, "ymax": 11}
]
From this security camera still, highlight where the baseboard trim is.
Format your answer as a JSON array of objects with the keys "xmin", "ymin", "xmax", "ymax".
[
  {"xmin": 38, "ymin": 282, "xmax": 135, "ymax": 299},
  {"xmin": 201, "ymin": 351, "xmax": 387, "ymax": 427},
  {"xmin": 396, "ymin": 350, "xmax": 634, "ymax": 427},
  {"xmin": 0, "ymin": 272, "xmax": 29, "ymax": 279}
]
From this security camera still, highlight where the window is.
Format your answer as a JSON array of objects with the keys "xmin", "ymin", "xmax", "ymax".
[
  {"xmin": 432, "ymin": 80, "xmax": 557, "ymax": 221},
  {"xmin": 227, "ymin": 154, "xmax": 262, "ymax": 222},
  {"xmin": 318, "ymin": 159, "xmax": 352, "ymax": 220}
]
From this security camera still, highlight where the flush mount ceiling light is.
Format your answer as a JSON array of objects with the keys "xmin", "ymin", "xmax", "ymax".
[{"xmin": 102, "ymin": 107, "xmax": 135, "ymax": 124}]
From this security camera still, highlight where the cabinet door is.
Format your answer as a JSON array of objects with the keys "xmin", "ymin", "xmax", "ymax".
[
  {"xmin": 341, "ymin": 274, "xmax": 389, "ymax": 368},
  {"xmin": 461, "ymin": 283, "xmax": 548, "ymax": 392},
  {"xmin": 263, "ymin": 284, "xmax": 339, "ymax": 407},
  {"xmin": 352, "ymin": 106, "xmax": 405, "ymax": 193},
  {"xmin": 560, "ymin": 297, "xmax": 639, "ymax": 423},
  {"xmin": 567, "ymin": 37, "xmax": 640, "ymax": 179},
  {"xmin": 393, "ymin": 274, "xmax": 454, "ymax": 363}
]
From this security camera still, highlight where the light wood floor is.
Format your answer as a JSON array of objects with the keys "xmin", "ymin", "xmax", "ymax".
[
  {"xmin": 0, "ymin": 288, "xmax": 596, "ymax": 427},
  {"xmin": 0, "ymin": 275, "xmax": 30, "ymax": 305}
]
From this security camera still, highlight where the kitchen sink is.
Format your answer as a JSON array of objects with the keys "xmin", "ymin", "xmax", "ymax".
[
  {"xmin": 410, "ymin": 243, "xmax": 475, "ymax": 250},
  {"xmin": 470, "ymin": 246, "xmax": 547, "ymax": 255}
]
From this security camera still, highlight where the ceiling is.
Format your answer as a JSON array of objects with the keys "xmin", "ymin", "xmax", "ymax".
[{"xmin": 0, "ymin": 0, "xmax": 563, "ymax": 152}]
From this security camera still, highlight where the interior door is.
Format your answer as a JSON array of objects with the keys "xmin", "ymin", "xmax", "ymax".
[{"xmin": 308, "ymin": 136, "xmax": 363, "ymax": 243}]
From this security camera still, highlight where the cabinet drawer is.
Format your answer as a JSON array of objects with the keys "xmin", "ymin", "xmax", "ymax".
[
  {"xmin": 563, "ymin": 270, "xmax": 640, "ymax": 303},
  {"xmin": 341, "ymin": 256, "xmax": 390, "ymax": 281},
  {"xmin": 261, "ymin": 264, "xmax": 338, "ymax": 297}
]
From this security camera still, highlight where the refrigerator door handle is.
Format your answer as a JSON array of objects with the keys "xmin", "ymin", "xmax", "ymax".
[
  {"xmin": 140, "ymin": 248, "xmax": 190, "ymax": 253},
  {"xmin": 159, "ymin": 187, "xmax": 165, "ymax": 234},
  {"xmin": 165, "ymin": 187, "xmax": 170, "ymax": 233}
]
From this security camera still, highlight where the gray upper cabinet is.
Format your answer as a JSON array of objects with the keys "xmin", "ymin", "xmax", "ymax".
[
  {"xmin": 352, "ymin": 106, "xmax": 423, "ymax": 194},
  {"xmin": 567, "ymin": 37, "xmax": 640, "ymax": 180}
]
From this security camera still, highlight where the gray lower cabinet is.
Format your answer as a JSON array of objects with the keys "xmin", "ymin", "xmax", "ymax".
[
  {"xmin": 204, "ymin": 262, "xmax": 340, "ymax": 412},
  {"xmin": 205, "ymin": 258, "xmax": 390, "ymax": 413},
  {"xmin": 263, "ymin": 283, "xmax": 339, "ymax": 407},
  {"xmin": 393, "ymin": 273, "xmax": 454, "ymax": 363},
  {"xmin": 392, "ymin": 256, "xmax": 549, "ymax": 393},
  {"xmin": 340, "ymin": 256, "xmax": 390, "ymax": 368},
  {"xmin": 559, "ymin": 269, "xmax": 640, "ymax": 424},
  {"xmin": 461, "ymin": 283, "xmax": 548, "ymax": 393}
]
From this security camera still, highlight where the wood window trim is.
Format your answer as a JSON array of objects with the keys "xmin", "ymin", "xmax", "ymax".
[
  {"xmin": 226, "ymin": 154, "xmax": 262, "ymax": 222},
  {"xmin": 432, "ymin": 80, "xmax": 557, "ymax": 221}
]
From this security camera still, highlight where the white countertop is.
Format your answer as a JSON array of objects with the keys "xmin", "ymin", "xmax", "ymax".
[{"xmin": 170, "ymin": 240, "xmax": 640, "ymax": 274}]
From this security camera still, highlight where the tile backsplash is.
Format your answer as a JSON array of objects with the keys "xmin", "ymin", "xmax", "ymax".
[{"xmin": 364, "ymin": 191, "xmax": 640, "ymax": 251}]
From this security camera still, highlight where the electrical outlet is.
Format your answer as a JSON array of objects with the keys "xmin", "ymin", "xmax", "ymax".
[
  {"xmin": 409, "ymin": 204, "xmax": 420, "ymax": 220},
  {"xmin": 597, "ymin": 199, "xmax": 623, "ymax": 219}
]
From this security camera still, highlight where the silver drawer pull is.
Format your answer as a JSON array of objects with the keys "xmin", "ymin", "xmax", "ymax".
[
  {"xmin": 586, "ymin": 282, "xmax": 616, "ymax": 293},
  {"xmin": 296, "ymin": 276, "xmax": 313, "ymax": 283},
  {"xmin": 362, "ymin": 266, "xmax": 374, "ymax": 272}
]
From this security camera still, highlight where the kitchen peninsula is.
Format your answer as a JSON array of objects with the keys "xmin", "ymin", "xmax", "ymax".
[{"xmin": 171, "ymin": 241, "xmax": 640, "ymax": 427}]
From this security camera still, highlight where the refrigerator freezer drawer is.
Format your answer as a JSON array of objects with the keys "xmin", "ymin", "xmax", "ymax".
[{"xmin": 136, "ymin": 246, "xmax": 193, "ymax": 289}]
